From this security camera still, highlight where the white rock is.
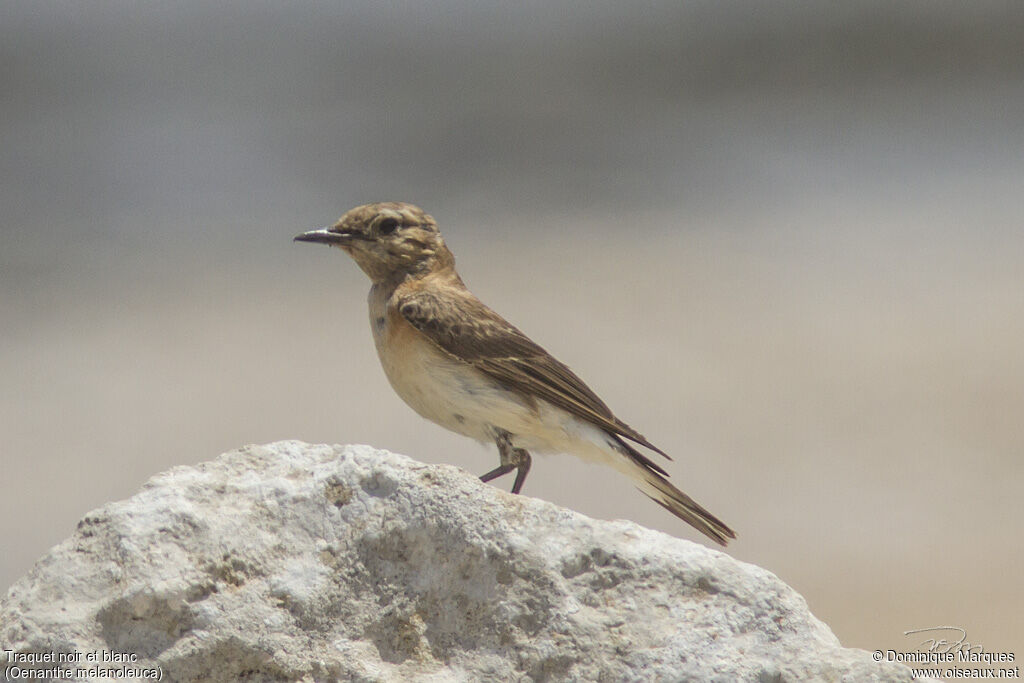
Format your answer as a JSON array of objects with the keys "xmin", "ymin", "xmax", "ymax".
[{"xmin": 1, "ymin": 441, "xmax": 927, "ymax": 681}]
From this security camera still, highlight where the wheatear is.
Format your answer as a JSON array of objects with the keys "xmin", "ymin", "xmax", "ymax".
[{"xmin": 295, "ymin": 202, "xmax": 735, "ymax": 545}]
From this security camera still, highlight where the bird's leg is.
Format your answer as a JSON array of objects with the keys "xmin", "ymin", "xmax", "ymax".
[
  {"xmin": 480, "ymin": 429, "xmax": 532, "ymax": 494},
  {"xmin": 509, "ymin": 451, "xmax": 531, "ymax": 494}
]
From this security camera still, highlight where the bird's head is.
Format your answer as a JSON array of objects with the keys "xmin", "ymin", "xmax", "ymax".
[{"xmin": 295, "ymin": 202, "xmax": 453, "ymax": 282}]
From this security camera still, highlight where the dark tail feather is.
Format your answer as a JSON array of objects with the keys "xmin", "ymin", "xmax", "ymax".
[
  {"xmin": 637, "ymin": 470, "xmax": 736, "ymax": 546},
  {"xmin": 610, "ymin": 435, "xmax": 736, "ymax": 545}
]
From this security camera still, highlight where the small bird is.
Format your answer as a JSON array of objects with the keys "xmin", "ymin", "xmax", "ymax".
[{"xmin": 295, "ymin": 202, "xmax": 735, "ymax": 545}]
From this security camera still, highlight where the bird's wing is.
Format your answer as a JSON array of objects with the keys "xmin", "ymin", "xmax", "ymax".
[{"xmin": 395, "ymin": 286, "xmax": 670, "ymax": 462}]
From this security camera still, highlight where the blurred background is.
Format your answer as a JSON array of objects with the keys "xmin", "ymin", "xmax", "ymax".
[{"xmin": 2, "ymin": 0, "xmax": 1021, "ymax": 661}]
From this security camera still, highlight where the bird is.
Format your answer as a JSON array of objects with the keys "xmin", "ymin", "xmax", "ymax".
[{"xmin": 295, "ymin": 202, "xmax": 735, "ymax": 545}]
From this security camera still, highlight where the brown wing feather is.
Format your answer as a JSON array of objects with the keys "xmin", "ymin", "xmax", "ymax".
[{"xmin": 396, "ymin": 287, "xmax": 670, "ymax": 460}]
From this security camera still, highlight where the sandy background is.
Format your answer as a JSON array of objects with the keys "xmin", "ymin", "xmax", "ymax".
[{"xmin": 2, "ymin": 0, "xmax": 1022, "ymax": 661}]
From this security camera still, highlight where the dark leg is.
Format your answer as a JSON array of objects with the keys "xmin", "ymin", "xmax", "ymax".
[
  {"xmin": 479, "ymin": 463, "xmax": 515, "ymax": 483},
  {"xmin": 479, "ymin": 430, "xmax": 533, "ymax": 494},
  {"xmin": 510, "ymin": 453, "xmax": 531, "ymax": 494}
]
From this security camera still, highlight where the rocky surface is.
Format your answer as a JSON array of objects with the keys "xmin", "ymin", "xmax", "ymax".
[{"xmin": 1, "ymin": 441, "xmax": 924, "ymax": 681}]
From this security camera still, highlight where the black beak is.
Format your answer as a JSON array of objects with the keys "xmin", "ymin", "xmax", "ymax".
[{"xmin": 294, "ymin": 227, "xmax": 363, "ymax": 245}]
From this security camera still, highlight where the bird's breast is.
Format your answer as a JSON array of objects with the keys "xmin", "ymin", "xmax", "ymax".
[
  {"xmin": 366, "ymin": 285, "xmax": 543, "ymax": 444},
  {"xmin": 367, "ymin": 287, "xmax": 478, "ymax": 436}
]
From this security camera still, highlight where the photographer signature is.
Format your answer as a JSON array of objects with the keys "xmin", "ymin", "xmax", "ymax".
[{"xmin": 904, "ymin": 626, "xmax": 983, "ymax": 655}]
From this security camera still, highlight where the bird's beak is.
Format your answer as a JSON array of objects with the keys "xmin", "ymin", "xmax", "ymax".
[{"xmin": 293, "ymin": 227, "xmax": 359, "ymax": 246}]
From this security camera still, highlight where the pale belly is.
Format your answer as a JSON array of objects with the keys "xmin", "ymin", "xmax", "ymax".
[
  {"xmin": 372, "ymin": 311, "xmax": 528, "ymax": 441},
  {"xmin": 365, "ymin": 285, "xmax": 631, "ymax": 472}
]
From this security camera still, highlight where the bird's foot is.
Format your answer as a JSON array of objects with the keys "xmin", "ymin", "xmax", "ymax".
[{"xmin": 482, "ymin": 430, "xmax": 533, "ymax": 494}]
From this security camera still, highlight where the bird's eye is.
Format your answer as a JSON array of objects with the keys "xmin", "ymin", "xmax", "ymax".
[{"xmin": 378, "ymin": 217, "xmax": 399, "ymax": 235}]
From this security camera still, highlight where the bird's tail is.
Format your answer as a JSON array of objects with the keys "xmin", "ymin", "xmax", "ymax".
[
  {"xmin": 589, "ymin": 430, "xmax": 736, "ymax": 546},
  {"xmin": 635, "ymin": 469, "xmax": 736, "ymax": 546}
]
